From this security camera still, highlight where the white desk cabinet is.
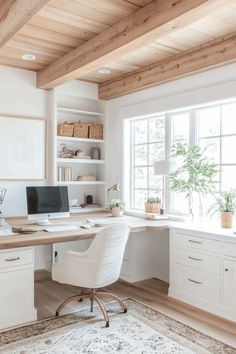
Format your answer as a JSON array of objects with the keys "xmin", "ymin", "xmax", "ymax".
[
  {"xmin": 0, "ymin": 247, "xmax": 37, "ymax": 330},
  {"xmin": 169, "ymin": 229, "xmax": 236, "ymax": 323}
]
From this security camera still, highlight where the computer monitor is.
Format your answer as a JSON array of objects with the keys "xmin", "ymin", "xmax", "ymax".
[{"xmin": 26, "ymin": 186, "xmax": 70, "ymax": 225}]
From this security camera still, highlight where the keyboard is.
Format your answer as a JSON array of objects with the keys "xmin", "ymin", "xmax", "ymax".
[{"xmin": 44, "ymin": 225, "xmax": 79, "ymax": 233}]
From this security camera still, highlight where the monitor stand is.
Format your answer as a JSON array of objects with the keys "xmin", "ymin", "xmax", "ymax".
[{"xmin": 36, "ymin": 219, "xmax": 52, "ymax": 226}]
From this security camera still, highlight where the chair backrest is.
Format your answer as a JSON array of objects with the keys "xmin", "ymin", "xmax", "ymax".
[{"xmin": 84, "ymin": 224, "xmax": 130, "ymax": 288}]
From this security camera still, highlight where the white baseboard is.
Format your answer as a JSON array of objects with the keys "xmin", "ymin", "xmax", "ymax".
[{"xmin": 0, "ymin": 308, "xmax": 37, "ymax": 330}]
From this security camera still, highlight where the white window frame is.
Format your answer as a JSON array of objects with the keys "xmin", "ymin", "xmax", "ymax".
[{"xmin": 125, "ymin": 98, "xmax": 236, "ymax": 215}]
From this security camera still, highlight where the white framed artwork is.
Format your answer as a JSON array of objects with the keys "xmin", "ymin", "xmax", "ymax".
[{"xmin": 0, "ymin": 116, "xmax": 46, "ymax": 180}]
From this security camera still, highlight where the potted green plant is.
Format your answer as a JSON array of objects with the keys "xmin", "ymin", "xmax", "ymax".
[
  {"xmin": 108, "ymin": 199, "xmax": 125, "ymax": 217},
  {"xmin": 209, "ymin": 191, "xmax": 236, "ymax": 228},
  {"xmin": 145, "ymin": 196, "xmax": 161, "ymax": 214},
  {"xmin": 169, "ymin": 143, "xmax": 218, "ymax": 220}
]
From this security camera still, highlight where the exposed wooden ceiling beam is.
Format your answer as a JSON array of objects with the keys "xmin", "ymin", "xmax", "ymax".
[
  {"xmin": 37, "ymin": 0, "xmax": 230, "ymax": 89},
  {"xmin": 99, "ymin": 32, "xmax": 236, "ymax": 100},
  {"xmin": 0, "ymin": 0, "xmax": 50, "ymax": 48}
]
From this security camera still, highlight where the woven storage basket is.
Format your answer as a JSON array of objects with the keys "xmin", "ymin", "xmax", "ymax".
[
  {"xmin": 73, "ymin": 121, "xmax": 89, "ymax": 138},
  {"xmin": 57, "ymin": 122, "xmax": 74, "ymax": 137},
  {"xmin": 89, "ymin": 123, "xmax": 103, "ymax": 140}
]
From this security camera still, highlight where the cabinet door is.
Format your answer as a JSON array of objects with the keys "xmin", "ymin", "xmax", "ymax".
[{"xmin": 223, "ymin": 259, "xmax": 236, "ymax": 310}]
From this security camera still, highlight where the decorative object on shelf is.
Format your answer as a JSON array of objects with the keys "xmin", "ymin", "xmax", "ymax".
[
  {"xmin": 69, "ymin": 199, "xmax": 78, "ymax": 207},
  {"xmin": 57, "ymin": 122, "xmax": 74, "ymax": 137},
  {"xmin": 154, "ymin": 160, "xmax": 176, "ymax": 214},
  {"xmin": 108, "ymin": 199, "xmax": 125, "ymax": 217},
  {"xmin": 74, "ymin": 121, "xmax": 90, "ymax": 138},
  {"xmin": 89, "ymin": 123, "xmax": 103, "ymax": 140},
  {"xmin": 169, "ymin": 143, "xmax": 218, "ymax": 220},
  {"xmin": 107, "ymin": 183, "xmax": 120, "ymax": 203},
  {"xmin": 77, "ymin": 176, "xmax": 96, "ymax": 181},
  {"xmin": 64, "ymin": 167, "xmax": 72, "ymax": 181},
  {"xmin": 86, "ymin": 195, "xmax": 93, "ymax": 204},
  {"xmin": 209, "ymin": 190, "xmax": 236, "ymax": 228},
  {"xmin": 91, "ymin": 147, "xmax": 100, "ymax": 160},
  {"xmin": 74, "ymin": 155, "xmax": 91, "ymax": 160},
  {"xmin": 0, "ymin": 188, "xmax": 12, "ymax": 236},
  {"xmin": 59, "ymin": 144, "xmax": 74, "ymax": 158},
  {"xmin": 145, "ymin": 197, "xmax": 161, "ymax": 214}
]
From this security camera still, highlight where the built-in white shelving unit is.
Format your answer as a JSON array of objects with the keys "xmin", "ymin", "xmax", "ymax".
[
  {"xmin": 57, "ymin": 136, "xmax": 105, "ymax": 144},
  {"xmin": 52, "ymin": 83, "xmax": 106, "ymax": 213},
  {"xmin": 57, "ymin": 106, "xmax": 102, "ymax": 116},
  {"xmin": 57, "ymin": 181, "xmax": 105, "ymax": 186},
  {"xmin": 57, "ymin": 158, "xmax": 105, "ymax": 164}
]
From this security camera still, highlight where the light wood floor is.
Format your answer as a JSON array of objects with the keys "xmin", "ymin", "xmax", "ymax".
[{"xmin": 35, "ymin": 271, "xmax": 236, "ymax": 347}]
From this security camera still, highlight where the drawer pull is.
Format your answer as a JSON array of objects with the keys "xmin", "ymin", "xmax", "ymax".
[
  {"xmin": 5, "ymin": 257, "xmax": 20, "ymax": 262},
  {"xmin": 188, "ymin": 256, "xmax": 202, "ymax": 262},
  {"xmin": 188, "ymin": 240, "xmax": 203, "ymax": 244},
  {"xmin": 225, "ymin": 268, "xmax": 229, "ymax": 272},
  {"xmin": 188, "ymin": 278, "xmax": 202, "ymax": 285}
]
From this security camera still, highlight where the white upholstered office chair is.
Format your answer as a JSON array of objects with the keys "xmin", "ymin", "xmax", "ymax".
[{"xmin": 52, "ymin": 224, "xmax": 130, "ymax": 327}]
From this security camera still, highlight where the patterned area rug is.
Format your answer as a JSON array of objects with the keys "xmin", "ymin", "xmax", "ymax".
[{"xmin": 0, "ymin": 299, "xmax": 235, "ymax": 354}]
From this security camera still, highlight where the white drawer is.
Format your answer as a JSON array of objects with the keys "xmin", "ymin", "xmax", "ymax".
[
  {"xmin": 224, "ymin": 242, "xmax": 236, "ymax": 258},
  {"xmin": 173, "ymin": 263, "xmax": 220, "ymax": 303},
  {"xmin": 173, "ymin": 247, "xmax": 221, "ymax": 274},
  {"xmin": 172, "ymin": 232, "xmax": 221, "ymax": 255},
  {"xmin": 0, "ymin": 248, "xmax": 33, "ymax": 269}
]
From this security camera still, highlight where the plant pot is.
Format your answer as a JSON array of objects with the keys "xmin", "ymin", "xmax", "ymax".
[
  {"xmin": 221, "ymin": 212, "xmax": 233, "ymax": 228},
  {"xmin": 145, "ymin": 202, "xmax": 161, "ymax": 214},
  {"xmin": 111, "ymin": 207, "xmax": 123, "ymax": 217}
]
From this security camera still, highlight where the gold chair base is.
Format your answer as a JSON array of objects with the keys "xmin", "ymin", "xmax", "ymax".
[{"xmin": 55, "ymin": 290, "xmax": 127, "ymax": 328}]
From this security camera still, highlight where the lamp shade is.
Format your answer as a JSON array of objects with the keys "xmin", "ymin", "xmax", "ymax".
[{"xmin": 154, "ymin": 160, "xmax": 176, "ymax": 176}]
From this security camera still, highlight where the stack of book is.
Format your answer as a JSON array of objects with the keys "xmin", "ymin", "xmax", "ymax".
[{"xmin": 77, "ymin": 175, "xmax": 96, "ymax": 181}]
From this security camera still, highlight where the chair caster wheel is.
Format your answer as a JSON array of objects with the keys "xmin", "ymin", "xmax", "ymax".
[
  {"xmin": 123, "ymin": 308, "xmax": 127, "ymax": 313},
  {"xmin": 78, "ymin": 298, "xmax": 83, "ymax": 302},
  {"xmin": 105, "ymin": 321, "xmax": 109, "ymax": 328},
  {"xmin": 55, "ymin": 311, "xmax": 59, "ymax": 317}
]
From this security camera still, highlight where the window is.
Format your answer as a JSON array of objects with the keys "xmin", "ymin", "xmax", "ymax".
[
  {"xmin": 126, "ymin": 100, "xmax": 236, "ymax": 214},
  {"xmin": 130, "ymin": 116, "xmax": 165, "ymax": 210}
]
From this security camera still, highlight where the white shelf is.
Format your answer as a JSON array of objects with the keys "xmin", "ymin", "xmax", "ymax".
[
  {"xmin": 58, "ymin": 107, "xmax": 102, "ymax": 116},
  {"xmin": 57, "ymin": 181, "xmax": 105, "ymax": 186},
  {"xmin": 57, "ymin": 136, "xmax": 105, "ymax": 144},
  {"xmin": 57, "ymin": 158, "xmax": 105, "ymax": 164},
  {"xmin": 70, "ymin": 207, "xmax": 106, "ymax": 214}
]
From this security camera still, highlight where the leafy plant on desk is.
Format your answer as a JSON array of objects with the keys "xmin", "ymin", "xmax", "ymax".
[
  {"xmin": 146, "ymin": 197, "xmax": 161, "ymax": 204},
  {"xmin": 169, "ymin": 143, "xmax": 218, "ymax": 220},
  {"xmin": 209, "ymin": 191, "xmax": 236, "ymax": 214},
  {"xmin": 108, "ymin": 199, "xmax": 125, "ymax": 210}
]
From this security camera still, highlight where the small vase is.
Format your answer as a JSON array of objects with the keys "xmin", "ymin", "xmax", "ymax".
[
  {"xmin": 221, "ymin": 212, "xmax": 233, "ymax": 228},
  {"xmin": 145, "ymin": 203, "xmax": 161, "ymax": 214},
  {"xmin": 111, "ymin": 207, "xmax": 123, "ymax": 217}
]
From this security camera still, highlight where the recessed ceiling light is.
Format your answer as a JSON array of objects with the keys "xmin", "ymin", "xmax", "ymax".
[
  {"xmin": 98, "ymin": 68, "xmax": 111, "ymax": 75},
  {"xmin": 21, "ymin": 54, "xmax": 36, "ymax": 61}
]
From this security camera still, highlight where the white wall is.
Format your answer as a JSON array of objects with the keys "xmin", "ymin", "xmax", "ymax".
[{"xmin": 0, "ymin": 66, "xmax": 49, "ymax": 216}]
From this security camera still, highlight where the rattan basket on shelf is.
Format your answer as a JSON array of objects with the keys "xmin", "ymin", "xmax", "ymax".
[
  {"xmin": 89, "ymin": 123, "xmax": 103, "ymax": 140},
  {"xmin": 73, "ymin": 121, "xmax": 90, "ymax": 138},
  {"xmin": 57, "ymin": 122, "xmax": 74, "ymax": 137}
]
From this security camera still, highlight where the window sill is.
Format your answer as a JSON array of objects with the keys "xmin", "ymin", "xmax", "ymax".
[{"xmin": 124, "ymin": 210, "xmax": 187, "ymax": 221}]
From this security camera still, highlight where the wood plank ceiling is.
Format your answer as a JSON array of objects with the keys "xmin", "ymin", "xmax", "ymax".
[{"xmin": 0, "ymin": 0, "xmax": 236, "ymax": 99}]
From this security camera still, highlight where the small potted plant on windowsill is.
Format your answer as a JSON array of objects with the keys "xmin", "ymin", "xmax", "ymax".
[
  {"xmin": 209, "ymin": 191, "xmax": 236, "ymax": 228},
  {"xmin": 145, "ymin": 197, "xmax": 161, "ymax": 214},
  {"xmin": 108, "ymin": 199, "xmax": 125, "ymax": 217}
]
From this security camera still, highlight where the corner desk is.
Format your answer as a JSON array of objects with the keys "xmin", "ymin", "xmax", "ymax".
[{"xmin": 0, "ymin": 213, "xmax": 236, "ymax": 330}]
